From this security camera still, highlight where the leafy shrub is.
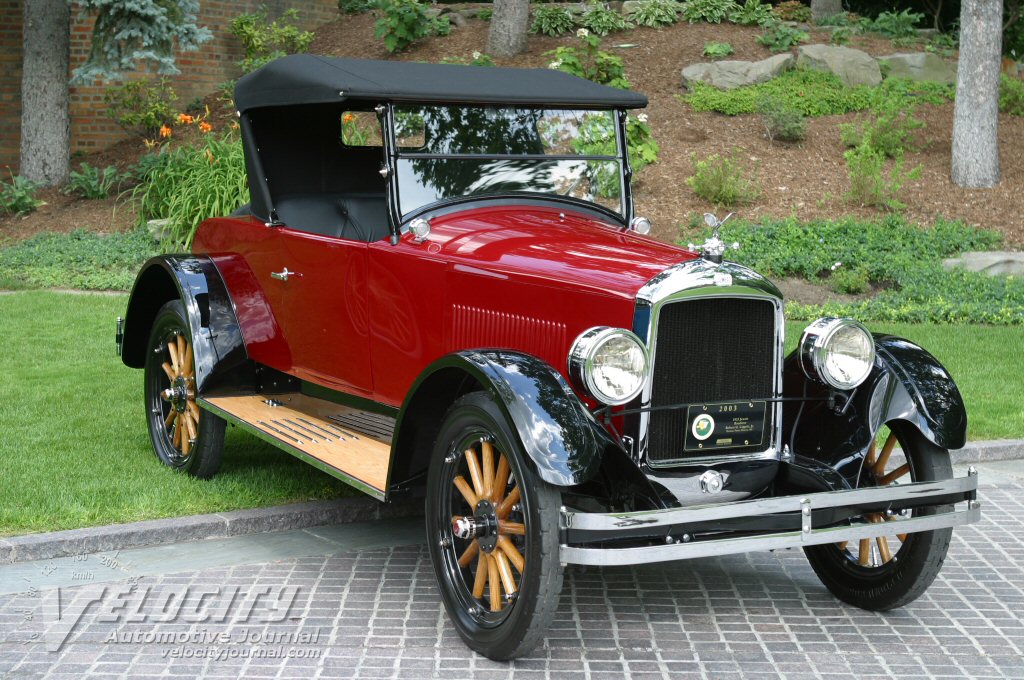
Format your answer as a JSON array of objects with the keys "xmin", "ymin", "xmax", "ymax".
[
  {"xmin": 131, "ymin": 152, "xmax": 171, "ymax": 182},
  {"xmin": 64, "ymin": 163, "xmax": 131, "ymax": 199},
  {"xmin": 728, "ymin": 0, "xmax": 773, "ymax": 26},
  {"xmin": 756, "ymin": 95, "xmax": 806, "ymax": 142},
  {"xmin": 579, "ymin": 4, "xmax": 633, "ymax": 35},
  {"xmin": 703, "ymin": 41, "xmax": 734, "ymax": 58},
  {"xmin": 629, "ymin": 0, "xmax": 679, "ymax": 27},
  {"xmin": 697, "ymin": 216, "xmax": 1019, "ymax": 325},
  {"xmin": 680, "ymin": 0, "xmax": 739, "ymax": 24},
  {"xmin": 569, "ymin": 112, "xmax": 658, "ymax": 197},
  {"xmin": 0, "ymin": 228, "xmax": 160, "ymax": 291},
  {"xmin": 531, "ymin": 6, "xmax": 576, "ymax": 36},
  {"xmin": 815, "ymin": 11, "xmax": 856, "ymax": 26},
  {"xmin": 0, "ymin": 173, "xmax": 44, "ymax": 216},
  {"xmin": 863, "ymin": 9, "xmax": 923, "ymax": 39},
  {"xmin": 439, "ymin": 51, "xmax": 496, "ymax": 67},
  {"xmin": 844, "ymin": 141, "xmax": 920, "ymax": 211},
  {"xmin": 686, "ymin": 151, "xmax": 760, "ymax": 206},
  {"xmin": 839, "ymin": 98, "xmax": 924, "ymax": 158},
  {"xmin": 229, "ymin": 6, "xmax": 314, "ymax": 73},
  {"xmin": 1000, "ymin": 74, "xmax": 1024, "ymax": 116},
  {"xmin": 757, "ymin": 23, "xmax": 809, "ymax": 52},
  {"xmin": 925, "ymin": 32, "xmax": 957, "ymax": 57},
  {"xmin": 828, "ymin": 265, "xmax": 870, "ymax": 294},
  {"xmin": 372, "ymin": 0, "xmax": 449, "ymax": 53},
  {"xmin": 339, "ymin": 0, "xmax": 372, "ymax": 14},
  {"xmin": 547, "ymin": 32, "xmax": 630, "ymax": 89},
  {"xmin": 133, "ymin": 135, "xmax": 248, "ymax": 248},
  {"xmin": 830, "ymin": 26, "xmax": 853, "ymax": 45},
  {"xmin": 771, "ymin": 0, "xmax": 811, "ymax": 23},
  {"xmin": 103, "ymin": 79, "xmax": 178, "ymax": 138},
  {"xmin": 477, "ymin": 8, "xmax": 492, "ymax": 20}
]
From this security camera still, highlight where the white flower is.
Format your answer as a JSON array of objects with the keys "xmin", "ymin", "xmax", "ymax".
[
  {"xmin": 576, "ymin": 28, "xmax": 589, "ymax": 38},
  {"xmin": 548, "ymin": 60, "xmax": 562, "ymax": 69},
  {"xmin": 636, "ymin": 113, "xmax": 648, "ymax": 123},
  {"xmin": 830, "ymin": 262, "xmax": 843, "ymax": 271},
  {"xmin": 471, "ymin": 51, "xmax": 482, "ymax": 60}
]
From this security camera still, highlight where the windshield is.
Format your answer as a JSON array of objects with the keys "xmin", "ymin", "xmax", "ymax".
[{"xmin": 392, "ymin": 106, "xmax": 625, "ymax": 219}]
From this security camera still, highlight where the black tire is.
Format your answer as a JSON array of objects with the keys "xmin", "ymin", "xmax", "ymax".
[
  {"xmin": 144, "ymin": 300, "xmax": 226, "ymax": 479},
  {"xmin": 804, "ymin": 421, "xmax": 953, "ymax": 610},
  {"xmin": 426, "ymin": 392, "xmax": 563, "ymax": 660}
]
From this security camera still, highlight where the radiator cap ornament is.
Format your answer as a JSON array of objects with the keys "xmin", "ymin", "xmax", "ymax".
[{"xmin": 688, "ymin": 212, "xmax": 740, "ymax": 264}]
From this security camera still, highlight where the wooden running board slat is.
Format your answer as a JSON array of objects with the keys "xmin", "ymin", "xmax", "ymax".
[{"xmin": 199, "ymin": 393, "xmax": 392, "ymax": 496}]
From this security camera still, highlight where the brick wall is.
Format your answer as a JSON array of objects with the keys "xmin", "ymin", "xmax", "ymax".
[{"xmin": 1, "ymin": 0, "xmax": 338, "ymax": 172}]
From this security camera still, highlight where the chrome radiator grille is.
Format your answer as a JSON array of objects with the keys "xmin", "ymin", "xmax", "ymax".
[{"xmin": 647, "ymin": 297, "xmax": 777, "ymax": 463}]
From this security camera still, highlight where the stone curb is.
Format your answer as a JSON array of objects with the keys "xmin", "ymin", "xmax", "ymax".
[
  {"xmin": 0, "ymin": 497, "xmax": 423, "ymax": 566},
  {"xmin": 2, "ymin": 439, "xmax": 1020, "ymax": 566}
]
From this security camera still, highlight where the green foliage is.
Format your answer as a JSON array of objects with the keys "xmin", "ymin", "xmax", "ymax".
[
  {"xmin": 477, "ymin": 8, "xmax": 492, "ymax": 20},
  {"xmin": 546, "ymin": 32, "xmax": 631, "ymax": 89},
  {"xmin": 569, "ymin": 112, "xmax": 658, "ymax": 197},
  {"xmin": 372, "ymin": 0, "xmax": 450, "ymax": 53},
  {"xmin": 64, "ymin": 163, "xmax": 132, "ymax": 199},
  {"xmin": 439, "ymin": 52, "xmax": 496, "ymax": 67},
  {"xmin": 339, "ymin": 0, "xmax": 373, "ymax": 14},
  {"xmin": 814, "ymin": 11, "xmax": 856, "ymax": 26},
  {"xmin": 728, "ymin": 0, "xmax": 774, "ymax": 26},
  {"xmin": 925, "ymin": 32, "xmax": 957, "ymax": 58},
  {"xmin": 133, "ymin": 135, "xmax": 248, "ymax": 248},
  {"xmin": 686, "ymin": 151, "xmax": 760, "ymax": 206},
  {"xmin": 229, "ymin": 6, "xmax": 314, "ymax": 73},
  {"xmin": 680, "ymin": 0, "xmax": 739, "ymax": 24},
  {"xmin": 757, "ymin": 22, "xmax": 809, "ymax": 52},
  {"xmin": 830, "ymin": 26, "xmax": 853, "ymax": 45},
  {"xmin": 579, "ymin": 4, "xmax": 633, "ymax": 35},
  {"xmin": 0, "ymin": 173, "xmax": 44, "ymax": 217},
  {"xmin": 531, "ymin": 6, "xmax": 576, "ymax": 36},
  {"xmin": 828, "ymin": 265, "xmax": 870, "ymax": 294},
  {"xmin": 1000, "ymin": 74, "xmax": 1024, "ymax": 116},
  {"xmin": 696, "ymin": 216, "xmax": 1021, "ymax": 325},
  {"xmin": 844, "ymin": 141, "xmax": 921, "ymax": 211},
  {"xmin": 839, "ymin": 98, "xmax": 924, "ymax": 158},
  {"xmin": 702, "ymin": 41, "xmax": 734, "ymax": 58},
  {"xmin": 756, "ymin": 95, "xmax": 806, "ymax": 142},
  {"xmin": 629, "ymin": 0, "xmax": 680, "ymax": 27},
  {"xmin": 862, "ymin": 9, "xmax": 923, "ymax": 38},
  {"xmin": 103, "ymin": 78, "xmax": 178, "ymax": 137},
  {"xmin": 72, "ymin": 0, "xmax": 211, "ymax": 83},
  {"xmin": 683, "ymin": 70, "xmax": 954, "ymax": 117},
  {"xmin": 771, "ymin": 0, "xmax": 811, "ymax": 23},
  {"xmin": 0, "ymin": 229, "xmax": 159, "ymax": 291}
]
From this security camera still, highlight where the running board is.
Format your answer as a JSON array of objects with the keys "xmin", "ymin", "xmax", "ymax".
[{"xmin": 198, "ymin": 393, "xmax": 394, "ymax": 500}]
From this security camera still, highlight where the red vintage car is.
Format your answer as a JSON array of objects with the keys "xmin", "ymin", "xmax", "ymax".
[{"xmin": 118, "ymin": 55, "xmax": 979, "ymax": 660}]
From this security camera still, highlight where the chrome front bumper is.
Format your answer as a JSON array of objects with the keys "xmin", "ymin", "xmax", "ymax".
[{"xmin": 560, "ymin": 470, "xmax": 980, "ymax": 566}]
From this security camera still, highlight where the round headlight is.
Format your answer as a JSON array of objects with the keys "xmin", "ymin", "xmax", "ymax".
[
  {"xmin": 568, "ymin": 327, "xmax": 650, "ymax": 405},
  {"xmin": 799, "ymin": 317, "xmax": 875, "ymax": 390}
]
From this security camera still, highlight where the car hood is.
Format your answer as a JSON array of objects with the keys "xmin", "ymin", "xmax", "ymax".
[{"xmin": 423, "ymin": 205, "xmax": 697, "ymax": 300}]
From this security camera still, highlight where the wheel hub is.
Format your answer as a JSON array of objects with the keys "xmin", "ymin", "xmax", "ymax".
[
  {"xmin": 163, "ymin": 377, "xmax": 190, "ymax": 413},
  {"xmin": 452, "ymin": 499, "xmax": 500, "ymax": 553}
]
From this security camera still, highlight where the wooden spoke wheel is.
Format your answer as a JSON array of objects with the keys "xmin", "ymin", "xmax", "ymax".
[
  {"xmin": 426, "ymin": 392, "xmax": 562, "ymax": 661},
  {"xmin": 144, "ymin": 301, "xmax": 225, "ymax": 478},
  {"xmin": 805, "ymin": 421, "xmax": 953, "ymax": 611}
]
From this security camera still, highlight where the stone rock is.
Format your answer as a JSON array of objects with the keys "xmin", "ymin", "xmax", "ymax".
[
  {"xmin": 942, "ymin": 251, "xmax": 1024, "ymax": 276},
  {"xmin": 796, "ymin": 44, "xmax": 882, "ymax": 87},
  {"xmin": 621, "ymin": 0, "xmax": 643, "ymax": 14},
  {"xmin": 448, "ymin": 11, "xmax": 467, "ymax": 27},
  {"xmin": 681, "ymin": 53, "xmax": 794, "ymax": 90},
  {"xmin": 878, "ymin": 52, "xmax": 957, "ymax": 84},
  {"xmin": 147, "ymin": 218, "xmax": 172, "ymax": 242}
]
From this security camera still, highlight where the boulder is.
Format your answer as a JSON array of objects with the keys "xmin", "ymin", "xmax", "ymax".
[
  {"xmin": 942, "ymin": 252, "xmax": 1024, "ymax": 277},
  {"xmin": 796, "ymin": 44, "xmax": 882, "ymax": 87},
  {"xmin": 878, "ymin": 52, "xmax": 957, "ymax": 85},
  {"xmin": 681, "ymin": 54, "xmax": 795, "ymax": 90}
]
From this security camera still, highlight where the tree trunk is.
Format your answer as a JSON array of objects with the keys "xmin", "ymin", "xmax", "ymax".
[
  {"xmin": 20, "ymin": 0, "xmax": 70, "ymax": 187},
  {"xmin": 486, "ymin": 0, "xmax": 530, "ymax": 58},
  {"xmin": 951, "ymin": 0, "xmax": 1003, "ymax": 188},
  {"xmin": 811, "ymin": 0, "xmax": 844, "ymax": 23}
]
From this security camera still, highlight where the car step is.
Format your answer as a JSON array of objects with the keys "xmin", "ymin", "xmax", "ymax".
[{"xmin": 198, "ymin": 392, "xmax": 393, "ymax": 499}]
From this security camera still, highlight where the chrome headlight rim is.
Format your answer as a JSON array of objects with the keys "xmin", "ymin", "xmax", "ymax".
[
  {"xmin": 799, "ymin": 317, "xmax": 876, "ymax": 391},
  {"xmin": 568, "ymin": 326, "xmax": 650, "ymax": 406}
]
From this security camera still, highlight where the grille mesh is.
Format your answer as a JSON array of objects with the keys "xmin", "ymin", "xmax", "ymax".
[{"xmin": 647, "ymin": 298, "xmax": 776, "ymax": 463}]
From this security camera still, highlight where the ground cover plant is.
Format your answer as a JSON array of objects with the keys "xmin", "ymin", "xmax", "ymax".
[
  {"xmin": 687, "ymin": 150, "xmax": 761, "ymax": 205},
  {"xmin": 629, "ymin": 0, "xmax": 680, "ymax": 27},
  {"xmin": 531, "ymin": 5, "xmax": 576, "ymax": 36},
  {"xmin": 547, "ymin": 31, "xmax": 631, "ymax": 89},
  {"xmin": 680, "ymin": 0, "xmax": 739, "ymax": 24},
  {"xmin": 0, "ymin": 173, "xmax": 44, "ymax": 216},
  {"xmin": 579, "ymin": 3, "xmax": 633, "ymax": 35},
  {"xmin": 685, "ymin": 216, "xmax": 1022, "ymax": 325},
  {"xmin": 703, "ymin": 41, "xmax": 735, "ymax": 58},
  {"xmin": 65, "ymin": 163, "xmax": 132, "ymax": 199}
]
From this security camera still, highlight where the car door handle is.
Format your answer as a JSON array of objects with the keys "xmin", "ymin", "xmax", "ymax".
[{"xmin": 270, "ymin": 268, "xmax": 301, "ymax": 281}]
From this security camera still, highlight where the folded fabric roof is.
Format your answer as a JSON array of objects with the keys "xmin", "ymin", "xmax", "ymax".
[{"xmin": 234, "ymin": 54, "xmax": 648, "ymax": 112}]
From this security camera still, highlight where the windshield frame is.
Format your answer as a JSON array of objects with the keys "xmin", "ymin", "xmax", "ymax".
[{"xmin": 378, "ymin": 104, "xmax": 634, "ymax": 242}]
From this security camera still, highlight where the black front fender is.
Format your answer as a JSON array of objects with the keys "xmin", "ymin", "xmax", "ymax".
[
  {"xmin": 398, "ymin": 350, "xmax": 617, "ymax": 487},
  {"xmin": 781, "ymin": 333, "xmax": 967, "ymax": 488},
  {"xmin": 120, "ymin": 256, "xmax": 249, "ymax": 392}
]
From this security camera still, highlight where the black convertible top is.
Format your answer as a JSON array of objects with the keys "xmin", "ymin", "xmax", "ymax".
[{"xmin": 234, "ymin": 54, "xmax": 648, "ymax": 112}]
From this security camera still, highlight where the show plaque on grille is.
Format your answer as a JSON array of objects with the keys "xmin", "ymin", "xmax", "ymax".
[
  {"xmin": 647, "ymin": 297, "xmax": 776, "ymax": 464},
  {"xmin": 684, "ymin": 400, "xmax": 767, "ymax": 452}
]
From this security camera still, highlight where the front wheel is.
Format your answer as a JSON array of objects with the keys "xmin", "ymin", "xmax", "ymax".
[
  {"xmin": 804, "ymin": 421, "xmax": 953, "ymax": 610},
  {"xmin": 426, "ymin": 392, "xmax": 563, "ymax": 660}
]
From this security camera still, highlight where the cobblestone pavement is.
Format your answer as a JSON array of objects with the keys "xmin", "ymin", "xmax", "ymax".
[{"xmin": 1, "ymin": 474, "xmax": 1022, "ymax": 679}]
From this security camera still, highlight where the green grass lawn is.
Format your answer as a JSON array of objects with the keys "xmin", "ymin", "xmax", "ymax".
[{"xmin": 0, "ymin": 292, "xmax": 1020, "ymax": 537}]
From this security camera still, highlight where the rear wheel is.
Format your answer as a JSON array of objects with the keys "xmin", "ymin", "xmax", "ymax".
[
  {"xmin": 426, "ymin": 392, "xmax": 563, "ymax": 660},
  {"xmin": 144, "ymin": 300, "xmax": 225, "ymax": 478},
  {"xmin": 804, "ymin": 421, "xmax": 952, "ymax": 610}
]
